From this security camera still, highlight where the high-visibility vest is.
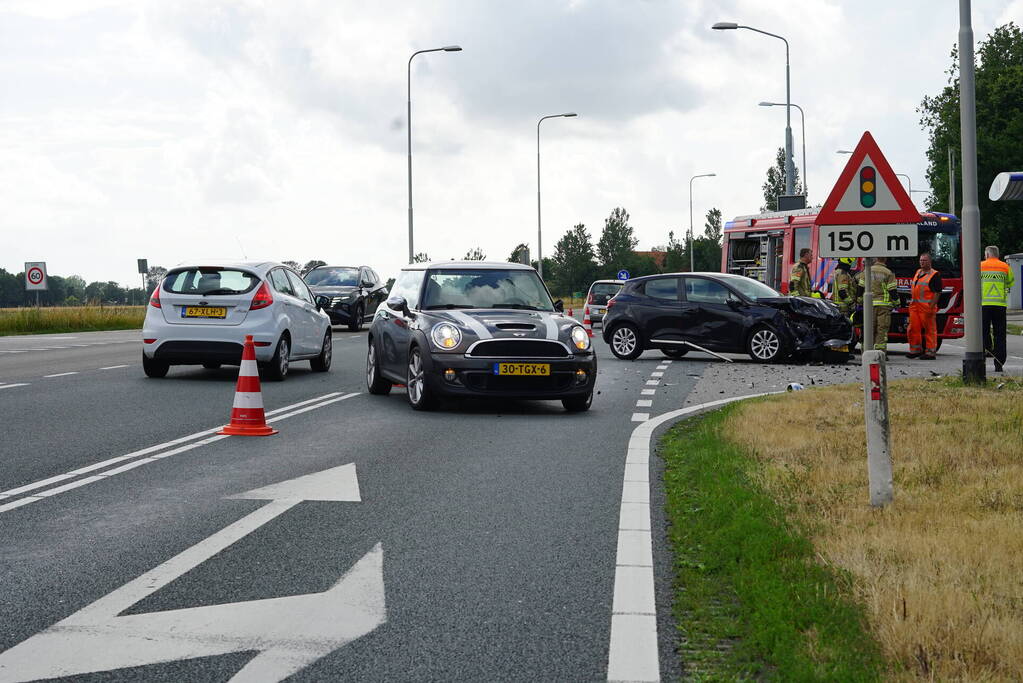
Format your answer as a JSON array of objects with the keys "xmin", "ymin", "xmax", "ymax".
[
  {"xmin": 858, "ymin": 264, "xmax": 897, "ymax": 307},
  {"xmin": 980, "ymin": 257, "xmax": 1014, "ymax": 307},
  {"xmin": 911, "ymin": 269, "xmax": 939, "ymax": 306},
  {"xmin": 832, "ymin": 269, "xmax": 856, "ymax": 308}
]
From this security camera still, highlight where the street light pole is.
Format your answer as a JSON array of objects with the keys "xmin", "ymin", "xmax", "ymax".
[
  {"xmin": 958, "ymin": 0, "xmax": 985, "ymax": 383},
  {"xmin": 895, "ymin": 173, "xmax": 913, "ymax": 195},
  {"xmin": 407, "ymin": 45, "xmax": 462, "ymax": 264},
  {"xmin": 714, "ymin": 23, "xmax": 794, "ymax": 195},
  {"xmin": 689, "ymin": 173, "xmax": 716, "ymax": 272},
  {"xmin": 760, "ymin": 101, "xmax": 806, "ymax": 195},
  {"xmin": 536, "ymin": 112, "xmax": 577, "ymax": 279}
]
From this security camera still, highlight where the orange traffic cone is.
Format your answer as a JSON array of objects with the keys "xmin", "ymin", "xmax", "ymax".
[
  {"xmin": 219, "ymin": 335, "xmax": 278, "ymax": 436},
  {"xmin": 567, "ymin": 307, "xmax": 574, "ymax": 318},
  {"xmin": 583, "ymin": 305, "xmax": 593, "ymax": 338}
]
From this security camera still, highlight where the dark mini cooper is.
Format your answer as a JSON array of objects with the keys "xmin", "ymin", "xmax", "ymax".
[
  {"xmin": 602, "ymin": 272, "xmax": 853, "ymax": 363},
  {"xmin": 365, "ymin": 262, "xmax": 597, "ymax": 411}
]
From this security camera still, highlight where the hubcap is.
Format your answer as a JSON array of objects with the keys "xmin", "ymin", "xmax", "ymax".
[
  {"xmin": 367, "ymin": 344, "xmax": 376, "ymax": 384},
  {"xmin": 612, "ymin": 327, "xmax": 637, "ymax": 356},
  {"xmin": 751, "ymin": 330, "xmax": 779, "ymax": 359},
  {"xmin": 279, "ymin": 339, "xmax": 290, "ymax": 375},
  {"xmin": 323, "ymin": 335, "xmax": 332, "ymax": 366},
  {"xmin": 408, "ymin": 350, "xmax": 424, "ymax": 404}
]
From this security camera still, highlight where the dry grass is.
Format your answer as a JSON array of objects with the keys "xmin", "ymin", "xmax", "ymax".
[
  {"xmin": 725, "ymin": 378, "xmax": 1023, "ymax": 680},
  {"xmin": 0, "ymin": 306, "xmax": 145, "ymax": 335}
]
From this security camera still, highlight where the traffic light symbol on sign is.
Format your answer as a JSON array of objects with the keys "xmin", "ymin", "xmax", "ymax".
[{"xmin": 860, "ymin": 166, "xmax": 876, "ymax": 208}]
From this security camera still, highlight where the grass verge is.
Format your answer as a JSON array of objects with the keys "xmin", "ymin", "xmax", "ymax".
[
  {"xmin": 1008, "ymin": 322, "xmax": 1022, "ymax": 336},
  {"xmin": 0, "ymin": 306, "xmax": 145, "ymax": 336},
  {"xmin": 662, "ymin": 406, "xmax": 884, "ymax": 681}
]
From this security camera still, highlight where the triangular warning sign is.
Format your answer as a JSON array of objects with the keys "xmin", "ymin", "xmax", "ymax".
[{"xmin": 818, "ymin": 131, "xmax": 920, "ymax": 225}]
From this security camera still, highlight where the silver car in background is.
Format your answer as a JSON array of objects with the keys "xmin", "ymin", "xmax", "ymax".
[
  {"xmin": 142, "ymin": 261, "xmax": 332, "ymax": 380},
  {"xmin": 585, "ymin": 279, "xmax": 624, "ymax": 324}
]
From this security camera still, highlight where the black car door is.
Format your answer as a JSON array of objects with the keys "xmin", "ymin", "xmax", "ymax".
[
  {"xmin": 633, "ymin": 277, "xmax": 685, "ymax": 342},
  {"xmin": 365, "ymin": 268, "xmax": 384, "ymax": 317},
  {"xmin": 681, "ymin": 277, "xmax": 748, "ymax": 352}
]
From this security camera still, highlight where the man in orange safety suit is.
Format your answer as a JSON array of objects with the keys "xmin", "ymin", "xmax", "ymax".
[{"xmin": 906, "ymin": 252, "xmax": 943, "ymax": 360}]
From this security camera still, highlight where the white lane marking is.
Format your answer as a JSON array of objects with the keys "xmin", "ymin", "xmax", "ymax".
[
  {"xmin": 640, "ymin": 389, "xmax": 655, "ymax": 396},
  {"xmin": 644, "ymin": 380, "xmax": 659, "ymax": 386},
  {"xmin": 0, "ymin": 392, "xmax": 346, "ymax": 502},
  {"xmin": 651, "ymin": 371, "xmax": 664, "ymax": 378},
  {"xmin": 43, "ymin": 372, "xmax": 79, "ymax": 378},
  {"xmin": 655, "ymin": 365, "xmax": 668, "ymax": 370},
  {"xmin": 631, "ymin": 413, "xmax": 649, "ymax": 422},
  {"xmin": 0, "ymin": 383, "xmax": 30, "ymax": 390},
  {"xmin": 0, "ymin": 466, "xmax": 385, "ymax": 682},
  {"xmin": 662, "ymin": 360, "xmax": 672, "ymax": 364},
  {"xmin": 636, "ymin": 400, "xmax": 652, "ymax": 408},
  {"xmin": 0, "ymin": 350, "xmax": 28, "ymax": 353},
  {"xmin": 608, "ymin": 391, "xmax": 778, "ymax": 682},
  {"xmin": 100, "ymin": 365, "xmax": 129, "ymax": 370}
]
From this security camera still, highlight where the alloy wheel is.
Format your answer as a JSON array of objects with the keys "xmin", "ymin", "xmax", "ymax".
[
  {"xmin": 750, "ymin": 328, "xmax": 780, "ymax": 360},
  {"xmin": 367, "ymin": 344, "xmax": 377, "ymax": 385},
  {"xmin": 407, "ymin": 349, "xmax": 424, "ymax": 405},
  {"xmin": 612, "ymin": 327, "xmax": 637, "ymax": 357},
  {"xmin": 279, "ymin": 338, "xmax": 290, "ymax": 376}
]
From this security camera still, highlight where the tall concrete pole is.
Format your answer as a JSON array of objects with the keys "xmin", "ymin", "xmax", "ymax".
[
  {"xmin": 958, "ymin": 0, "xmax": 986, "ymax": 383},
  {"xmin": 783, "ymin": 40, "xmax": 794, "ymax": 196},
  {"xmin": 536, "ymin": 113, "xmax": 577, "ymax": 279}
]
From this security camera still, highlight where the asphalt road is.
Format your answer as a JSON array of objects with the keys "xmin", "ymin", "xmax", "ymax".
[{"xmin": 0, "ymin": 326, "xmax": 708, "ymax": 682}]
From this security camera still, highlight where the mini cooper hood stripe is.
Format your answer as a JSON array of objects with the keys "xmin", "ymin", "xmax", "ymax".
[
  {"xmin": 444, "ymin": 310, "xmax": 568, "ymax": 342},
  {"xmin": 449, "ymin": 311, "xmax": 493, "ymax": 339}
]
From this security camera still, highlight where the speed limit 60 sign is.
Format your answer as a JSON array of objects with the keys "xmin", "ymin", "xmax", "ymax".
[
  {"xmin": 24, "ymin": 262, "xmax": 48, "ymax": 291},
  {"xmin": 818, "ymin": 224, "xmax": 917, "ymax": 258}
]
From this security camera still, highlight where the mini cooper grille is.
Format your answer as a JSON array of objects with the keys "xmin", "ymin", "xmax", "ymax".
[
  {"xmin": 464, "ymin": 374, "xmax": 574, "ymax": 392},
  {"xmin": 467, "ymin": 339, "xmax": 570, "ymax": 358}
]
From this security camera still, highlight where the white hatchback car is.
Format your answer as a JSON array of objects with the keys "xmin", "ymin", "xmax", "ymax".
[{"xmin": 142, "ymin": 261, "xmax": 332, "ymax": 380}]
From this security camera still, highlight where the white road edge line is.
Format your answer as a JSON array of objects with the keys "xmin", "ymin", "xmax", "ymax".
[
  {"xmin": 0, "ymin": 392, "xmax": 346, "ymax": 501},
  {"xmin": 607, "ymin": 391, "xmax": 777, "ymax": 683},
  {"xmin": 0, "ymin": 383, "xmax": 30, "ymax": 391},
  {"xmin": 99, "ymin": 365, "xmax": 130, "ymax": 370},
  {"xmin": 0, "ymin": 393, "xmax": 360, "ymax": 513},
  {"xmin": 43, "ymin": 371, "xmax": 78, "ymax": 378}
]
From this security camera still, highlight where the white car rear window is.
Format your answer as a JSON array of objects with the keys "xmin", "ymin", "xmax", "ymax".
[{"xmin": 164, "ymin": 268, "xmax": 259, "ymax": 295}]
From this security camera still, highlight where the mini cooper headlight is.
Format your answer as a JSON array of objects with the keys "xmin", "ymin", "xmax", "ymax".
[
  {"xmin": 570, "ymin": 325, "xmax": 590, "ymax": 351},
  {"xmin": 431, "ymin": 322, "xmax": 462, "ymax": 350}
]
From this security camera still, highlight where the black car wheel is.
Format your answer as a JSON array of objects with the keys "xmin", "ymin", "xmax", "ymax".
[
  {"xmin": 142, "ymin": 354, "xmax": 169, "ymax": 378},
  {"xmin": 609, "ymin": 323, "xmax": 643, "ymax": 360},
  {"xmin": 562, "ymin": 391, "xmax": 593, "ymax": 412},
  {"xmin": 348, "ymin": 304, "xmax": 363, "ymax": 332},
  {"xmin": 406, "ymin": 346, "xmax": 437, "ymax": 410},
  {"xmin": 747, "ymin": 325, "xmax": 785, "ymax": 363},
  {"xmin": 310, "ymin": 331, "xmax": 332, "ymax": 372},
  {"xmin": 366, "ymin": 339, "xmax": 391, "ymax": 395},
  {"xmin": 202, "ymin": 362, "xmax": 221, "ymax": 370},
  {"xmin": 263, "ymin": 335, "xmax": 290, "ymax": 381},
  {"xmin": 660, "ymin": 348, "xmax": 688, "ymax": 359}
]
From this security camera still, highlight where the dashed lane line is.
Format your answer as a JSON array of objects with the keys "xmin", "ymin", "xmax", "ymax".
[
  {"xmin": 640, "ymin": 389, "xmax": 655, "ymax": 396},
  {"xmin": 43, "ymin": 372, "xmax": 79, "ymax": 378},
  {"xmin": 0, "ymin": 392, "xmax": 358, "ymax": 513},
  {"xmin": 0, "ymin": 383, "xmax": 30, "ymax": 391},
  {"xmin": 644, "ymin": 380, "xmax": 659, "ymax": 386},
  {"xmin": 100, "ymin": 365, "xmax": 130, "ymax": 370},
  {"xmin": 631, "ymin": 413, "xmax": 649, "ymax": 422},
  {"xmin": 635, "ymin": 400, "xmax": 652, "ymax": 408}
]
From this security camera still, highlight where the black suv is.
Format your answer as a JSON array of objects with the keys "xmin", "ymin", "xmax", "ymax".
[
  {"xmin": 365, "ymin": 261, "xmax": 597, "ymax": 411},
  {"xmin": 601, "ymin": 272, "xmax": 853, "ymax": 363},
  {"xmin": 304, "ymin": 265, "xmax": 388, "ymax": 331}
]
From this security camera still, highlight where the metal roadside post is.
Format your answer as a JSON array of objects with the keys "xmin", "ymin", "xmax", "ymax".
[{"xmin": 863, "ymin": 349, "xmax": 894, "ymax": 506}]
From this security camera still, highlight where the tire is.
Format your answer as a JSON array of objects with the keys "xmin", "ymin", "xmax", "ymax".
[
  {"xmin": 202, "ymin": 362, "xmax": 221, "ymax": 370},
  {"xmin": 142, "ymin": 354, "xmax": 169, "ymax": 378},
  {"xmin": 310, "ymin": 331, "xmax": 332, "ymax": 372},
  {"xmin": 406, "ymin": 345, "xmax": 437, "ymax": 410},
  {"xmin": 263, "ymin": 335, "xmax": 290, "ymax": 381},
  {"xmin": 609, "ymin": 323, "xmax": 643, "ymax": 360},
  {"xmin": 366, "ymin": 338, "xmax": 391, "ymax": 395},
  {"xmin": 562, "ymin": 391, "xmax": 593, "ymax": 412},
  {"xmin": 660, "ymin": 348, "xmax": 688, "ymax": 359},
  {"xmin": 348, "ymin": 304, "xmax": 363, "ymax": 332},
  {"xmin": 747, "ymin": 325, "xmax": 785, "ymax": 363}
]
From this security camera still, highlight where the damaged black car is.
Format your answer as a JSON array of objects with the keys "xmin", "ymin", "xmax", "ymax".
[{"xmin": 601, "ymin": 272, "xmax": 853, "ymax": 363}]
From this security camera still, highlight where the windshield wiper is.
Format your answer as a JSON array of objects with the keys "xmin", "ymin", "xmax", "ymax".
[
  {"xmin": 424, "ymin": 304, "xmax": 475, "ymax": 310},
  {"xmin": 492, "ymin": 303, "xmax": 542, "ymax": 310}
]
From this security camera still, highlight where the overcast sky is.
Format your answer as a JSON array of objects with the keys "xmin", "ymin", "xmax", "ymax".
[{"xmin": 2, "ymin": 0, "xmax": 1020, "ymax": 287}]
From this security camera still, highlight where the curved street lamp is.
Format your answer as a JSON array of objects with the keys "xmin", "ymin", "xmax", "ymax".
[
  {"xmin": 689, "ymin": 173, "xmax": 716, "ymax": 272},
  {"xmin": 536, "ymin": 112, "xmax": 578, "ymax": 279},
  {"xmin": 759, "ymin": 101, "xmax": 806, "ymax": 195}
]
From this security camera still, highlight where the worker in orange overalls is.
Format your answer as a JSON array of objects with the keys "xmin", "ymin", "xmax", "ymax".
[{"xmin": 906, "ymin": 252, "xmax": 943, "ymax": 359}]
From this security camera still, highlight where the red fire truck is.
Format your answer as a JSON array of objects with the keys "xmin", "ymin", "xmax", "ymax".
[{"xmin": 721, "ymin": 208, "xmax": 965, "ymax": 346}]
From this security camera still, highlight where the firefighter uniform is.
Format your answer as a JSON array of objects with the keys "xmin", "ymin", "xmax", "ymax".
[
  {"xmin": 831, "ymin": 261, "xmax": 857, "ymax": 317},
  {"xmin": 857, "ymin": 262, "xmax": 898, "ymax": 351},
  {"xmin": 980, "ymin": 255, "xmax": 1015, "ymax": 370},
  {"xmin": 908, "ymin": 268, "xmax": 942, "ymax": 357},
  {"xmin": 789, "ymin": 261, "xmax": 812, "ymax": 297}
]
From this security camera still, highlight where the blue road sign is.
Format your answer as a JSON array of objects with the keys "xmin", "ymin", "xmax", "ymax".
[{"xmin": 617, "ymin": 269, "xmax": 630, "ymax": 281}]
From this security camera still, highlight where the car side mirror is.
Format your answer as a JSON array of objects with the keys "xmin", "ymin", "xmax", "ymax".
[
  {"xmin": 553, "ymin": 299, "xmax": 564, "ymax": 312},
  {"xmin": 314, "ymin": 295, "xmax": 329, "ymax": 310},
  {"xmin": 361, "ymin": 280, "xmax": 373, "ymax": 289},
  {"xmin": 386, "ymin": 295, "xmax": 411, "ymax": 316},
  {"xmin": 727, "ymin": 297, "xmax": 742, "ymax": 309}
]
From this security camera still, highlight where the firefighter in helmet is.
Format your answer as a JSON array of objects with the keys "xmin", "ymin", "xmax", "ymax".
[
  {"xmin": 831, "ymin": 258, "xmax": 857, "ymax": 318},
  {"xmin": 789, "ymin": 248, "xmax": 814, "ymax": 297}
]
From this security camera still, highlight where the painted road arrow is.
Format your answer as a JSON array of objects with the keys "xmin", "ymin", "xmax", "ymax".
[{"xmin": 0, "ymin": 463, "xmax": 386, "ymax": 683}]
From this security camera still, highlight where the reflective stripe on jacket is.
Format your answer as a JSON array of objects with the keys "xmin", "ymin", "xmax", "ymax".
[
  {"xmin": 911, "ymin": 269, "xmax": 939, "ymax": 306},
  {"xmin": 789, "ymin": 262, "xmax": 812, "ymax": 297},
  {"xmin": 980, "ymin": 257, "xmax": 1014, "ymax": 307}
]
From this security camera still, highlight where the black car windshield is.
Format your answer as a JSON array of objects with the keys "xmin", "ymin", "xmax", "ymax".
[
  {"xmin": 725, "ymin": 276, "xmax": 781, "ymax": 300},
  {"xmin": 421, "ymin": 269, "xmax": 554, "ymax": 311},
  {"xmin": 163, "ymin": 268, "xmax": 259, "ymax": 295},
  {"xmin": 304, "ymin": 267, "xmax": 359, "ymax": 287}
]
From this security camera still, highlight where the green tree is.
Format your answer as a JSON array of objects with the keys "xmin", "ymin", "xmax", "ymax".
[
  {"xmin": 761, "ymin": 147, "xmax": 804, "ymax": 212},
  {"xmin": 412, "ymin": 252, "xmax": 431, "ymax": 264},
  {"xmin": 918, "ymin": 22, "xmax": 1023, "ymax": 255},
  {"xmin": 301, "ymin": 260, "xmax": 326, "ymax": 275},
  {"xmin": 282, "ymin": 260, "xmax": 301, "ymax": 271},
  {"xmin": 596, "ymin": 207, "xmax": 638, "ymax": 277},
  {"xmin": 508, "ymin": 243, "xmax": 530, "ymax": 264},
  {"xmin": 665, "ymin": 231, "xmax": 687, "ymax": 272},
  {"xmin": 146, "ymin": 266, "xmax": 167, "ymax": 294},
  {"xmin": 84, "ymin": 281, "xmax": 106, "ymax": 303},
  {"xmin": 462, "ymin": 246, "xmax": 486, "ymax": 261},
  {"xmin": 552, "ymin": 224, "xmax": 596, "ymax": 296},
  {"xmin": 704, "ymin": 207, "xmax": 723, "ymax": 243},
  {"xmin": 64, "ymin": 274, "xmax": 86, "ymax": 302}
]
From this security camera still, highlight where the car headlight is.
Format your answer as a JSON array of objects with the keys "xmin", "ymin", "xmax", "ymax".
[
  {"xmin": 431, "ymin": 322, "xmax": 462, "ymax": 350},
  {"xmin": 570, "ymin": 325, "xmax": 590, "ymax": 351}
]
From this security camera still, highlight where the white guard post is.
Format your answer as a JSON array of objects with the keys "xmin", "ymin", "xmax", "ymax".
[{"xmin": 862, "ymin": 349, "xmax": 894, "ymax": 506}]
